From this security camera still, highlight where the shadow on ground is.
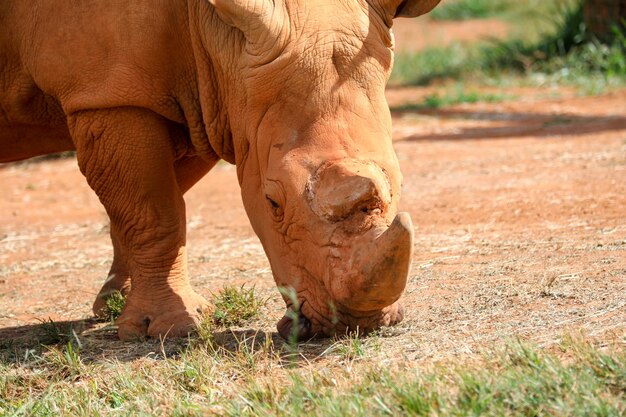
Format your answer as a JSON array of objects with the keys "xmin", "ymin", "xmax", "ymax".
[
  {"xmin": 391, "ymin": 108, "xmax": 626, "ymax": 141},
  {"xmin": 0, "ymin": 320, "xmax": 344, "ymax": 366}
]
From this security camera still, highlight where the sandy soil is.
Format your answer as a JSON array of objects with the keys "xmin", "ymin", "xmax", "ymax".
[{"xmin": 1, "ymin": 85, "xmax": 624, "ymax": 362}]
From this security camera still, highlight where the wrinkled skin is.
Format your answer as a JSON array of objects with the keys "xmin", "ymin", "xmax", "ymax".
[{"xmin": 0, "ymin": 0, "xmax": 440, "ymax": 341}]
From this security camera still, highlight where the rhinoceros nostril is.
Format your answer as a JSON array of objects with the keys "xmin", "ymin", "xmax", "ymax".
[{"xmin": 360, "ymin": 205, "xmax": 383, "ymax": 216}]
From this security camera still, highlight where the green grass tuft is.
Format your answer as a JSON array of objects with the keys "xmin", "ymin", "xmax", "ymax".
[
  {"xmin": 44, "ymin": 342, "xmax": 85, "ymax": 380},
  {"xmin": 196, "ymin": 313, "xmax": 217, "ymax": 350},
  {"xmin": 212, "ymin": 285, "xmax": 265, "ymax": 327},
  {"xmin": 36, "ymin": 318, "xmax": 74, "ymax": 346},
  {"xmin": 103, "ymin": 291, "xmax": 126, "ymax": 322},
  {"xmin": 323, "ymin": 330, "xmax": 382, "ymax": 362}
]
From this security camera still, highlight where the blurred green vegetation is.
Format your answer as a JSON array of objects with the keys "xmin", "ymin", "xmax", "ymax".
[
  {"xmin": 391, "ymin": 0, "xmax": 626, "ymax": 93},
  {"xmin": 430, "ymin": 0, "xmax": 516, "ymax": 21},
  {"xmin": 391, "ymin": 85, "xmax": 514, "ymax": 112}
]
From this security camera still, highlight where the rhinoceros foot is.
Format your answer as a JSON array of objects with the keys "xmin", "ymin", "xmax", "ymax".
[
  {"xmin": 92, "ymin": 273, "xmax": 131, "ymax": 318},
  {"xmin": 116, "ymin": 288, "xmax": 209, "ymax": 341}
]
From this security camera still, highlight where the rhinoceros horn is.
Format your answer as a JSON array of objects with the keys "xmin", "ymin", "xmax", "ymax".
[{"xmin": 329, "ymin": 212, "xmax": 414, "ymax": 312}]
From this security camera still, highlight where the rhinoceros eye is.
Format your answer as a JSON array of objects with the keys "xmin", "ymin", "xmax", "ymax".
[
  {"xmin": 266, "ymin": 195, "xmax": 284, "ymax": 220},
  {"xmin": 267, "ymin": 196, "xmax": 280, "ymax": 209}
]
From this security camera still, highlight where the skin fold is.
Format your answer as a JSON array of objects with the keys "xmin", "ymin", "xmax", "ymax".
[{"xmin": 0, "ymin": 0, "xmax": 440, "ymax": 341}]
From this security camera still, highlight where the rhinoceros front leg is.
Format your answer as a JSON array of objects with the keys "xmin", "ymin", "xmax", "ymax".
[
  {"xmin": 92, "ymin": 155, "xmax": 218, "ymax": 317},
  {"xmin": 70, "ymin": 107, "xmax": 209, "ymax": 340}
]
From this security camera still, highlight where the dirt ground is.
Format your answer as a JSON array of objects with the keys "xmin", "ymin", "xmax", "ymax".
[
  {"xmin": 1, "ymin": 15, "xmax": 625, "ymax": 362},
  {"xmin": 1, "ymin": 85, "xmax": 624, "ymax": 362}
]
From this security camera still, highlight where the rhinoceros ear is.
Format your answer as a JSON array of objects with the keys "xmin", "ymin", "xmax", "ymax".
[
  {"xmin": 208, "ymin": 0, "xmax": 286, "ymax": 45},
  {"xmin": 388, "ymin": 0, "xmax": 442, "ymax": 18}
]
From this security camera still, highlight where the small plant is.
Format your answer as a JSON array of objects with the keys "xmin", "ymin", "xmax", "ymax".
[
  {"xmin": 212, "ymin": 285, "xmax": 264, "ymax": 327},
  {"xmin": 331, "ymin": 331, "xmax": 367, "ymax": 362},
  {"xmin": 37, "ymin": 318, "xmax": 73, "ymax": 345},
  {"xmin": 103, "ymin": 291, "xmax": 126, "ymax": 322},
  {"xmin": 44, "ymin": 341, "xmax": 84, "ymax": 379},
  {"xmin": 196, "ymin": 313, "xmax": 217, "ymax": 352},
  {"xmin": 229, "ymin": 331, "xmax": 276, "ymax": 374},
  {"xmin": 322, "ymin": 329, "xmax": 383, "ymax": 363}
]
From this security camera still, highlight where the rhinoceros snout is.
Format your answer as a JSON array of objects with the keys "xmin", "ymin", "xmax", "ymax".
[{"xmin": 307, "ymin": 159, "xmax": 391, "ymax": 222}]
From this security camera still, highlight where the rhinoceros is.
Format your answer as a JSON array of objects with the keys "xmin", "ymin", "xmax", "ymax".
[{"xmin": 0, "ymin": 0, "xmax": 440, "ymax": 340}]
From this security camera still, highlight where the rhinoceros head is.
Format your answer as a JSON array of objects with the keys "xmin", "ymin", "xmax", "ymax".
[{"xmin": 208, "ymin": 0, "xmax": 440, "ymax": 339}]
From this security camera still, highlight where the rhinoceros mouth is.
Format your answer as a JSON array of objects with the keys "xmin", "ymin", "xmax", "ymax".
[
  {"xmin": 277, "ymin": 298, "xmax": 327, "ymax": 341},
  {"xmin": 276, "ymin": 296, "xmax": 405, "ymax": 341},
  {"xmin": 276, "ymin": 307, "xmax": 314, "ymax": 341}
]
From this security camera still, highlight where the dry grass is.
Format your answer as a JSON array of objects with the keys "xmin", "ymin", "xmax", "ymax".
[{"xmin": 1, "ymin": 326, "xmax": 624, "ymax": 415}]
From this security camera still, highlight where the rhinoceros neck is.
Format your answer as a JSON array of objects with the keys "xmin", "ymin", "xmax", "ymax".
[{"xmin": 187, "ymin": 0, "xmax": 245, "ymax": 165}]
